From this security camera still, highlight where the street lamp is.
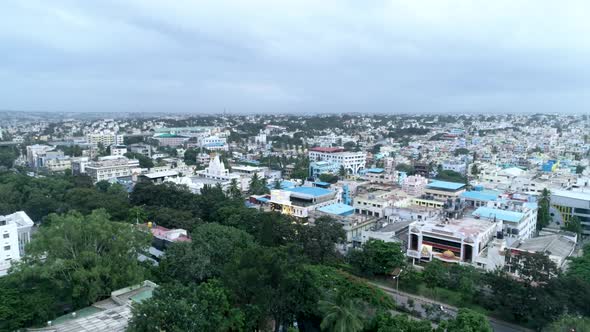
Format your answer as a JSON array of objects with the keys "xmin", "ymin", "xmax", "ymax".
[{"xmin": 391, "ymin": 268, "xmax": 403, "ymax": 291}]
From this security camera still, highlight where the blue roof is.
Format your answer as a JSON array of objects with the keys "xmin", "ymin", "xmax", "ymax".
[
  {"xmin": 366, "ymin": 168, "xmax": 384, "ymax": 173},
  {"xmin": 460, "ymin": 191, "xmax": 498, "ymax": 202},
  {"xmin": 204, "ymin": 142, "xmax": 225, "ymax": 147},
  {"xmin": 313, "ymin": 181, "xmax": 331, "ymax": 187},
  {"xmin": 318, "ymin": 203, "xmax": 354, "ymax": 216},
  {"xmin": 286, "ymin": 186, "xmax": 332, "ymax": 197},
  {"xmin": 472, "ymin": 207, "xmax": 524, "ymax": 223},
  {"xmin": 256, "ymin": 197, "xmax": 269, "ymax": 203},
  {"xmin": 427, "ymin": 180, "xmax": 466, "ymax": 191}
]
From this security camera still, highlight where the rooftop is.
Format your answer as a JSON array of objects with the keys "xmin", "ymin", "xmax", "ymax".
[
  {"xmin": 309, "ymin": 147, "xmax": 344, "ymax": 153},
  {"xmin": 511, "ymin": 234, "xmax": 576, "ymax": 259},
  {"xmin": 426, "ymin": 180, "xmax": 466, "ymax": 191},
  {"xmin": 286, "ymin": 186, "xmax": 334, "ymax": 198},
  {"xmin": 472, "ymin": 206, "xmax": 524, "ymax": 223},
  {"xmin": 552, "ymin": 190, "xmax": 590, "ymax": 201},
  {"xmin": 460, "ymin": 191, "xmax": 499, "ymax": 202},
  {"xmin": 412, "ymin": 216, "xmax": 497, "ymax": 238},
  {"xmin": 317, "ymin": 203, "xmax": 355, "ymax": 216}
]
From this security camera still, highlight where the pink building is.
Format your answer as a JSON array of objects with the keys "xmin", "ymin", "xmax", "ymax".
[{"xmin": 402, "ymin": 175, "xmax": 429, "ymax": 196}]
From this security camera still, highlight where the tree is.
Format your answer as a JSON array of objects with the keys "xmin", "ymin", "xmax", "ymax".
[
  {"xmin": 338, "ymin": 165, "xmax": 347, "ymax": 177},
  {"xmin": 20, "ymin": 210, "xmax": 150, "ymax": 307},
  {"xmin": 442, "ymin": 308, "xmax": 492, "ymax": 332},
  {"xmin": 318, "ymin": 291, "xmax": 365, "ymax": 332},
  {"xmin": 454, "ymin": 148, "xmax": 469, "ymax": 156},
  {"xmin": 228, "ymin": 178, "xmax": 242, "ymax": 199},
  {"xmin": 127, "ymin": 281, "xmax": 244, "ymax": 332},
  {"xmin": 563, "ymin": 216, "xmax": 583, "ymax": 237},
  {"xmin": 544, "ymin": 315, "xmax": 590, "ymax": 332},
  {"xmin": 471, "ymin": 163, "xmax": 480, "ymax": 177},
  {"xmin": 348, "ymin": 240, "xmax": 405, "ymax": 276},
  {"xmin": 249, "ymin": 173, "xmax": 270, "ymax": 195},
  {"xmin": 395, "ymin": 163, "xmax": 415, "ymax": 175},
  {"xmin": 423, "ymin": 260, "xmax": 448, "ymax": 289},
  {"xmin": 183, "ymin": 148, "xmax": 199, "ymax": 165},
  {"xmin": 537, "ymin": 188, "xmax": 551, "ymax": 230},
  {"xmin": 125, "ymin": 152, "xmax": 154, "ymax": 168},
  {"xmin": 273, "ymin": 178, "xmax": 282, "ymax": 189},
  {"xmin": 223, "ymin": 246, "xmax": 319, "ymax": 331},
  {"xmin": 297, "ymin": 216, "xmax": 345, "ymax": 264},
  {"xmin": 318, "ymin": 173, "xmax": 338, "ymax": 184},
  {"xmin": 158, "ymin": 223, "xmax": 255, "ymax": 284},
  {"xmin": 576, "ymin": 165, "xmax": 586, "ymax": 175},
  {"xmin": 0, "ymin": 146, "xmax": 18, "ymax": 168},
  {"xmin": 371, "ymin": 312, "xmax": 432, "ymax": 332}
]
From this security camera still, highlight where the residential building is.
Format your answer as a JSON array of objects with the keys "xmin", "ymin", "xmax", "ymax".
[
  {"xmin": 0, "ymin": 211, "xmax": 34, "ymax": 276},
  {"xmin": 270, "ymin": 187, "xmax": 338, "ymax": 218},
  {"xmin": 402, "ymin": 175, "xmax": 429, "ymax": 196},
  {"xmin": 153, "ymin": 133, "xmax": 190, "ymax": 147},
  {"xmin": 110, "ymin": 145, "xmax": 128, "ymax": 156},
  {"xmin": 472, "ymin": 201, "xmax": 538, "ymax": 244},
  {"xmin": 128, "ymin": 144, "xmax": 152, "ymax": 158},
  {"xmin": 86, "ymin": 132, "xmax": 124, "ymax": 146},
  {"xmin": 361, "ymin": 168, "xmax": 397, "ymax": 184},
  {"xmin": 308, "ymin": 147, "xmax": 366, "ymax": 175},
  {"xmin": 309, "ymin": 161, "xmax": 341, "ymax": 178},
  {"xmin": 85, "ymin": 156, "xmax": 140, "ymax": 182},
  {"xmin": 423, "ymin": 180, "xmax": 467, "ymax": 200},
  {"xmin": 505, "ymin": 234, "xmax": 577, "ymax": 277},
  {"xmin": 26, "ymin": 144, "xmax": 54, "ymax": 167}
]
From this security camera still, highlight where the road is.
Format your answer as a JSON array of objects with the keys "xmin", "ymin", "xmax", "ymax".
[{"xmin": 370, "ymin": 282, "xmax": 532, "ymax": 332}]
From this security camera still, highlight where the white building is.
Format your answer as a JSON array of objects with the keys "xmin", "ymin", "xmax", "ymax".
[
  {"xmin": 270, "ymin": 187, "xmax": 339, "ymax": 218},
  {"xmin": 85, "ymin": 156, "xmax": 140, "ymax": 182},
  {"xmin": 308, "ymin": 147, "xmax": 366, "ymax": 175},
  {"xmin": 86, "ymin": 132, "xmax": 124, "ymax": 146},
  {"xmin": 402, "ymin": 175, "xmax": 429, "ymax": 196},
  {"xmin": 200, "ymin": 136, "xmax": 228, "ymax": 151},
  {"xmin": 472, "ymin": 201, "xmax": 538, "ymax": 245},
  {"xmin": 26, "ymin": 144, "xmax": 54, "ymax": 167},
  {"xmin": 551, "ymin": 190, "xmax": 590, "ymax": 235},
  {"xmin": 0, "ymin": 211, "xmax": 34, "ymax": 276},
  {"xmin": 407, "ymin": 216, "xmax": 501, "ymax": 270},
  {"xmin": 110, "ymin": 145, "xmax": 128, "ymax": 156}
]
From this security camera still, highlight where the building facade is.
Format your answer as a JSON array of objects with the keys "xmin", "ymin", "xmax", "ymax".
[{"xmin": 0, "ymin": 211, "xmax": 34, "ymax": 276}]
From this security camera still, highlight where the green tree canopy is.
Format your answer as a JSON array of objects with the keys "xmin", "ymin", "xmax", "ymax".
[{"xmin": 348, "ymin": 240, "xmax": 405, "ymax": 276}]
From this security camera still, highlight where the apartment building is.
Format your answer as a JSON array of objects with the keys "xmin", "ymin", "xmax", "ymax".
[
  {"xmin": 308, "ymin": 147, "xmax": 366, "ymax": 175},
  {"xmin": 0, "ymin": 211, "xmax": 34, "ymax": 276},
  {"xmin": 110, "ymin": 145, "xmax": 128, "ymax": 156},
  {"xmin": 402, "ymin": 175, "xmax": 429, "ymax": 196},
  {"xmin": 26, "ymin": 144, "xmax": 54, "ymax": 167},
  {"xmin": 85, "ymin": 156, "xmax": 140, "ymax": 182},
  {"xmin": 472, "ymin": 201, "xmax": 538, "ymax": 244},
  {"xmin": 423, "ymin": 180, "xmax": 467, "ymax": 200},
  {"xmin": 270, "ymin": 187, "xmax": 338, "ymax": 218},
  {"xmin": 551, "ymin": 190, "xmax": 590, "ymax": 235},
  {"xmin": 86, "ymin": 132, "xmax": 124, "ymax": 146}
]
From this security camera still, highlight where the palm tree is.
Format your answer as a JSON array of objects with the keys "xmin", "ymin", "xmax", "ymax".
[{"xmin": 318, "ymin": 292, "xmax": 365, "ymax": 332}]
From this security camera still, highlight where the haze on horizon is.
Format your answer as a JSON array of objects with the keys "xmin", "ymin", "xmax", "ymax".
[{"xmin": 2, "ymin": 1, "xmax": 590, "ymax": 114}]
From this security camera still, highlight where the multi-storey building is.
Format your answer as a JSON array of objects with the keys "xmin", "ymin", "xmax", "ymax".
[
  {"xmin": 153, "ymin": 133, "xmax": 190, "ymax": 147},
  {"xmin": 423, "ymin": 180, "xmax": 467, "ymax": 201},
  {"xmin": 472, "ymin": 201, "xmax": 538, "ymax": 244},
  {"xmin": 402, "ymin": 175, "xmax": 429, "ymax": 196},
  {"xmin": 110, "ymin": 145, "xmax": 128, "ymax": 156},
  {"xmin": 0, "ymin": 211, "xmax": 34, "ymax": 276},
  {"xmin": 270, "ymin": 187, "xmax": 338, "ymax": 218},
  {"xmin": 128, "ymin": 144, "xmax": 152, "ymax": 157},
  {"xmin": 85, "ymin": 156, "xmax": 140, "ymax": 182},
  {"xmin": 26, "ymin": 144, "xmax": 54, "ymax": 167},
  {"xmin": 86, "ymin": 132, "xmax": 124, "ymax": 146},
  {"xmin": 406, "ymin": 215, "xmax": 501, "ymax": 270},
  {"xmin": 551, "ymin": 190, "xmax": 590, "ymax": 235},
  {"xmin": 308, "ymin": 147, "xmax": 366, "ymax": 175}
]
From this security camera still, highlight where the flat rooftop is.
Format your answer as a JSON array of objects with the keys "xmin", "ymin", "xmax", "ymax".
[
  {"xmin": 552, "ymin": 190, "xmax": 590, "ymax": 201},
  {"xmin": 511, "ymin": 235, "xmax": 576, "ymax": 259},
  {"xmin": 426, "ymin": 180, "xmax": 466, "ymax": 191},
  {"xmin": 285, "ymin": 186, "xmax": 333, "ymax": 198},
  {"xmin": 317, "ymin": 203, "xmax": 354, "ymax": 216},
  {"xmin": 460, "ymin": 190, "xmax": 500, "ymax": 201},
  {"xmin": 413, "ymin": 216, "xmax": 496, "ymax": 238},
  {"xmin": 472, "ymin": 206, "xmax": 524, "ymax": 223}
]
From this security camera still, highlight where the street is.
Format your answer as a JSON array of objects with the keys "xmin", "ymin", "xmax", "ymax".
[{"xmin": 371, "ymin": 283, "xmax": 532, "ymax": 332}]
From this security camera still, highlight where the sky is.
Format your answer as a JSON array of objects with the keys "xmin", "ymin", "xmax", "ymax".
[{"xmin": 2, "ymin": 0, "xmax": 590, "ymax": 114}]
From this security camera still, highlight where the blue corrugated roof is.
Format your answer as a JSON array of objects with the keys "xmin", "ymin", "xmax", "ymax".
[
  {"xmin": 318, "ymin": 203, "xmax": 354, "ymax": 216},
  {"xmin": 286, "ymin": 186, "xmax": 332, "ymax": 197},
  {"xmin": 427, "ymin": 180, "xmax": 466, "ymax": 190},
  {"xmin": 472, "ymin": 207, "xmax": 524, "ymax": 223},
  {"xmin": 460, "ymin": 191, "xmax": 498, "ymax": 202},
  {"xmin": 314, "ymin": 181, "xmax": 331, "ymax": 187},
  {"xmin": 365, "ymin": 168, "xmax": 384, "ymax": 173}
]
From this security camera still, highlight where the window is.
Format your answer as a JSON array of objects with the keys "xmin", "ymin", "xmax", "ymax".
[
  {"xmin": 3, "ymin": 245, "xmax": 10, "ymax": 251},
  {"xmin": 2, "ymin": 233, "xmax": 8, "ymax": 239}
]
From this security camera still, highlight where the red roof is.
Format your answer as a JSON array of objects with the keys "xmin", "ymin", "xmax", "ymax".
[
  {"xmin": 145, "ymin": 224, "xmax": 192, "ymax": 242},
  {"xmin": 310, "ymin": 147, "xmax": 344, "ymax": 153}
]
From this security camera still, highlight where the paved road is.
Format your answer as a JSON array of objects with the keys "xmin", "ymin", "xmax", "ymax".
[{"xmin": 371, "ymin": 283, "xmax": 532, "ymax": 332}]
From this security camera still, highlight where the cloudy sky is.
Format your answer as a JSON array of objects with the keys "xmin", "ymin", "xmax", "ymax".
[{"xmin": 2, "ymin": 1, "xmax": 590, "ymax": 114}]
